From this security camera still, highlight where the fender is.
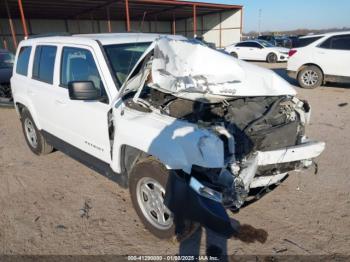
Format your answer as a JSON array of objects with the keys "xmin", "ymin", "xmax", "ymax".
[
  {"xmin": 110, "ymin": 106, "xmax": 224, "ymax": 174},
  {"xmin": 13, "ymin": 94, "xmax": 42, "ymax": 130}
]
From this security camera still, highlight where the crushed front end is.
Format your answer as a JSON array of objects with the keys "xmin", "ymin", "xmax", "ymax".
[
  {"xmin": 117, "ymin": 37, "xmax": 325, "ymax": 236},
  {"xmin": 161, "ymin": 94, "xmax": 324, "ymax": 236}
]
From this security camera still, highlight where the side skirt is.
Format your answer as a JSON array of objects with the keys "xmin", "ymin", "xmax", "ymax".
[
  {"xmin": 42, "ymin": 130, "xmax": 128, "ymax": 188},
  {"xmin": 324, "ymin": 74, "xmax": 350, "ymax": 84}
]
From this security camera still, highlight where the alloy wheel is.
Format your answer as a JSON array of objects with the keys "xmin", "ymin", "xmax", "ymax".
[
  {"xmin": 136, "ymin": 177, "xmax": 173, "ymax": 230},
  {"xmin": 24, "ymin": 118, "xmax": 38, "ymax": 148}
]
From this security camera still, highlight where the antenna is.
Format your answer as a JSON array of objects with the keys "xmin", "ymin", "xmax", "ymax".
[
  {"xmin": 126, "ymin": 11, "xmax": 148, "ymax": 76},
  {"xmin": 140, "ymin": 11, "xmax": 147, "ymax": 33}
]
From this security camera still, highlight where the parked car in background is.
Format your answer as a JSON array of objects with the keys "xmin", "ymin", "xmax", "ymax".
[
  {"xmin": 288, "ymin": 35, "xmax": 301, "ymax": 48},
  {"xmin": 258, "ymin": 35, "xmax": 292, "ymax": 48},
  {"xmin": 275, "ymin": 36, "xmax": 293, "ymax": 48},
  {"xmin": 287, "ymin": 31, "xmax": 350, "ymax": 89},
  {"xmin": 257, "ymin": 35, "xmax": 277, "ymax": 46},
  {"xmin": 0, "ymin": 49, "xmax": 15, "ymax": 101},
  {"xmin": 195, "ymin": 36, "xmax": 216, "ymax": 49},
  {"xmin": 225, "ymin": 40, "xmax": 290, "ymax": 63}
]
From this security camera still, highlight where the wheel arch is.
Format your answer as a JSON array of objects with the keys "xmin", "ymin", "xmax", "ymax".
[
  {"xmin": 266, "ymin": 52, "xmax": 278, "ymax": 63},
  {"xmin": 14, "ymin": 97, "xmax": 42, "ymax": 130},
  {"xmin": 297, "ymin": 63, "xmax": 324, "ymax": 81},
  {"xmin": 230, "ymin": 51, "xmax": 238, "ymax": 58},
  {"xmin": 119, "ymin": 144, "xmax": 151, "ymax": 180}
]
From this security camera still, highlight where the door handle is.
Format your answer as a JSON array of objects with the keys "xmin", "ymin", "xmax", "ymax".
[
  {"xmin": 55, "ymin": 99, "xmax": 66, "ymax": 105},
  {"xmin": 28, "ymin": 90, "xmax": 34, "ymax": 95}
]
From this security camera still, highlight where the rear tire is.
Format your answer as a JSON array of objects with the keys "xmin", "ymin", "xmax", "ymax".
[
  {"xmin": 20, "ymin": 108, "xmax": 53, "ymax": 155},
  {"xmin": 297, "ymin": 65, "xmax": 323, "ymax": 89},
  {"xmin": 230, "ymin": 52, "xmax": 238, "ymax": 58},
  {"xmin": 129, "ymin": 157, "xmax": 175, "ymax": 239},
  {"xmin": 266, "ymin": 53, "xmax": 278, "ymax": 63}
]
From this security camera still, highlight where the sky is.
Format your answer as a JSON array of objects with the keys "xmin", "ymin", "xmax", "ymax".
[{"xmin": 190, "ymin": 0, "xmax": 350, "ymax": 33}]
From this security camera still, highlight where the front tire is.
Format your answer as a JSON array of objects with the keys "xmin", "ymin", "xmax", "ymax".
[
  {"xmin": 20, "ymin": 108, "xmax": 53, "ymax": 155},
  {"xmin": 297, "ymin": 65, "xmax": 323, "ymax": 89},
  {"xmin": 129, "ymin": 157, "xmax": 175, "ymax": 239},
  {"xmin": 266, "ymin": 53, "xmax": 278, "ymax": 63}
]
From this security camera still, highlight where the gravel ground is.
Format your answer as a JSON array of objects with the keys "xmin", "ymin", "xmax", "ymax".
[{"xmin": 0, "ymin": 62, "xmax": 349, "ymax": 257}]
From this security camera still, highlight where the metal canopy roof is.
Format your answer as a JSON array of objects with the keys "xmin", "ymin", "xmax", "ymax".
[{"xmin": 0, "ymin": 0, "xmax": 242, "ymax": 21}]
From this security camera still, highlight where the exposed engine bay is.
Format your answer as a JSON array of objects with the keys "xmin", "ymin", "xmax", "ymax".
[{"xmin": 128, "ymin": 89, "xmax": 309, "ymax": 161}]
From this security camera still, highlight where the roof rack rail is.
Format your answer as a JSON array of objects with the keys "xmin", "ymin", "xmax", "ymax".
[{"xmin": 27, "ymin": 32, "xmax": 72, "ymax": 39}]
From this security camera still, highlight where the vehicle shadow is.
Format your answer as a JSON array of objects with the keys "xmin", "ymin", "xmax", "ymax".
[{"xmin": 271, "ymin": 67, "xmax": 298, "ymax": 86}]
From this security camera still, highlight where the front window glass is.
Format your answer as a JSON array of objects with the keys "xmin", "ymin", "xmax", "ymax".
[
  {"xmin": 251, "ymin": 42, "xmax": 263, "ymax": 48},
  {"xmin": 104, "ymin": 42, "xmax": 151, "ymax": 86},
  {"xmin": 0, "ymin": 52, "xmax": 15, "ymax": 69},
  {"xmin": 60, "ymin": 47, "xmax": 104, "ymax": 91},
  {"xmin": 236, "ymin": 42, "xmax": 250, "ymax": 47}
]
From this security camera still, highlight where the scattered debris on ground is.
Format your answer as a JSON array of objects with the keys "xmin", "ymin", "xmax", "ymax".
[
  {"xmin": 283, "ymin": 238, "xmax": 310, "ymax": 253},
  {"xmin": 79, "ymin": 199, "xmax": 92, "ymax": 219},
  {"xmin": 338, "ymin": 102, "xmax": 348, "ymax": 107}
]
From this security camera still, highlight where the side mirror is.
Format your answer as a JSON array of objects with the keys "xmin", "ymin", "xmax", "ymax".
[{"xmin": 68, "ymin": 81, "xmax": 101, "ymax": 101}]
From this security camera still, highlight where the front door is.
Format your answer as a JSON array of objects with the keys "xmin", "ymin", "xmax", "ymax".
[{"xmin": 50, "ymin": 45, "xmax": 112, "ymax": 163}]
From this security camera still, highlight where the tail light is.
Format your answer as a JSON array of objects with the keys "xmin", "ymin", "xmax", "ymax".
[{"xmin": 288, "ymin": 49, "xmax": 297, "ymax": 57}]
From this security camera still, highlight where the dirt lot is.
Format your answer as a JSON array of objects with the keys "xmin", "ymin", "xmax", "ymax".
[{"xmin": 1, "ymin": 62, "xmax": 350, "ymax": 257}]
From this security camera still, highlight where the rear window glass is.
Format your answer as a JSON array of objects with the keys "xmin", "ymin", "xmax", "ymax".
[
  {"xmin": 295, "ymin": 36, "xmax": 322, "ymax": 48},
  {"xmin": 32, "ymin": 45, "xmax": 57, "ymax": 84},
  {"xmin": 16, "ymin": 46, "xmax": 32, "ymax": 76}
]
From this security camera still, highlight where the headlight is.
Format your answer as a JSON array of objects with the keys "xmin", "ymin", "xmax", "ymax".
[{"xmin": 189, "ymin": 177, "xmax": 222, "ymax": 203}]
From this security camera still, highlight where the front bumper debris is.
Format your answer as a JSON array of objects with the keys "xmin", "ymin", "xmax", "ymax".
[
  {"xmin": 257, "ymin": 140, "xmax": 325, "ymax": 166},
  {"xmin": 164, "ymin": 172, "xmax": 236, "ymax": 238},
  {"xmin": 163, "ymin": 140, "xmax": 325, "ymax": 237}
]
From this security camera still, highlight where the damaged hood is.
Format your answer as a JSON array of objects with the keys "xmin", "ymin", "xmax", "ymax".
[{"xmin": 117, "ymin": 37, "xmax": 296, "ymax": 102}]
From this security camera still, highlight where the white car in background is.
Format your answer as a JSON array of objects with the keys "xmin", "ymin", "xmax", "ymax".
[
  {"xmin": 287, "ymin": 31, "xmax": 350, "ymax": 89},
  {"xmin": 225, "ymin": 40, "xmax": 290, "ymax": 63}
]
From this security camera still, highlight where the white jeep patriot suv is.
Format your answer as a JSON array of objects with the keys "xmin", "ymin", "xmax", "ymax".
[{"xmin": 11, "ymin": 33, "xmax": 325, "ymax": 239}]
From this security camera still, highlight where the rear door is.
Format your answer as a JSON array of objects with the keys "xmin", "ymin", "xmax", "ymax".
[
  {"xmin": 11, "ymin": 45, "xmax": 32, "ymax": 104},
  {"xmin": 315, "ymin": 34, "xmax": 350, "ymax": 77},
  {"xmin": 28, "ymin": 44, "xmax": 58, "ymax": 132},
  {"xmin": 234, "ymin": 42, "xmax": 252, "ymax": 59}
]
